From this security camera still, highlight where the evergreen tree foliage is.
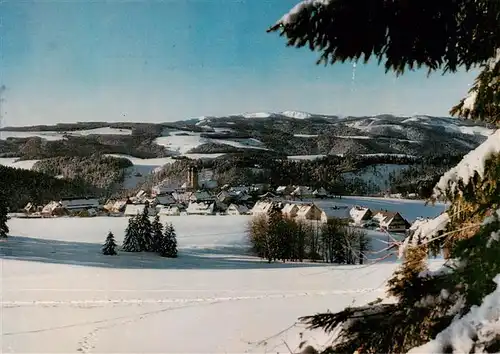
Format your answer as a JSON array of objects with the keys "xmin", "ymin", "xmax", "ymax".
[
  {"xmin": 160, "ymin": 222, "xmax": 178, "ymax": 258},
  {"xmin": 138, "ymin": 204, "xmax": 153, "ymax": 252},
  {"xmin": 269, "ymin": 1, "xmax": 500, "ymax": 352},
  {"xmin": 122, "ymin": 217, "xmax": 142, "ymax": 252},
  {"xmin": 151, "ymin": 214, "xmax": 164, "ymax": 253},
  {"xmin": 102, "ymin": 231, "xmax": 117, "ymax": 255},
  {"xmin": 0, "ymin": 192, "xmax": 9, "ymax": 238}
]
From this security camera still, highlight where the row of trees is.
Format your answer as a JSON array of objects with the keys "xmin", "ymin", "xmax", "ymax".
[
  {"xmin": 118, "ymin": 207, "xmax": 178, "ymax": 257},
  {"xmin": 247, "ymin": 206, "xmax": 369, "ymax": 264}
]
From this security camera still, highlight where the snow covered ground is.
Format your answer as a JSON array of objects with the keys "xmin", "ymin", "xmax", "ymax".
[
  {"xmin": 154, "ymin": 130, "xmax": 268, "ymax": 155},
  {"xmin": 1, "ymin": 197, "xmax": 444, "ymax": 353},
  {"xmin": 0, "ymin": 157, "xmax": 40, "ymax": 170},
  {"xmin": 0, "ymin": 127, "xmax": 132, "ymax": 141}
]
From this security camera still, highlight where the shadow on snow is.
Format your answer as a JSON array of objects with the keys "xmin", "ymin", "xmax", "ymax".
[{"xmin": 0, "ymin": 236, "xmax": 327, "ymax": 270}]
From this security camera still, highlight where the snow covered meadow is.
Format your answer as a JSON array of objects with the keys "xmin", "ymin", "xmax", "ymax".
[{"xmin": 1, "ymin": 197, "xmax": 446, "ymax": 353}]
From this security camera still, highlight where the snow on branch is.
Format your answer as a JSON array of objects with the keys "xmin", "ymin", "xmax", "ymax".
[
  {"xmin": 432, "ymin": 129, "xmax": 500, "ymax": 199},
  {"xmin": 398, "ymin": 213, "xmax": 450, "ymax": 258},
  {"xmin": 451, "ymin": 49, "xmax": 500, "ymax": 124},
  {"xmin": 407, "ymin": 273, "xmax": 500, "ymax": 354},
  {"xmin": 272, "ymin": 0, "xmax": 332, "ymax": 27}
]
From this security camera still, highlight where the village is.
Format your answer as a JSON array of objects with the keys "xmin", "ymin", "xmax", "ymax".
[{"xmin": 16, "ymin": 166, "xmax": 413, "ymax": 234}]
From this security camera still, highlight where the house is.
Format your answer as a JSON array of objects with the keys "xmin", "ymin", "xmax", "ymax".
[
  {"xmin": 259, "ymin": 191, "xmax": 277, "ymax": 200},
  {"xmin": 350, "ymin": 206, "xmax": 372, "ymax": 225},
  {"xmin": 172, "ymin": 192, "xmax": 191, "ymax": 204},
  {"xmin": 41, "ymin": 201, "xmax": 66, "ymax": 217},
  {"xmin": 111, "ymin": 199, "xmax": 128, "ymax": 213},
  {"xmin": 282, "ymin": 203, "xmax": 299, "ymax": 218},
  {"xmin": 320, "ymin": 205, "xmax": 351, "ymax": 223},
  {"xmin": 251, "ymin": 200, "xmax": 274, "ymax": 216},
  {"xmin": 189, "ymin": 191, "xmax": 215, "ymax": 203},
  {"xmin": 275, "ymin": 186, "xmax": 293, "ymax": 195},
  {"xmin": 296, "ymin": 203, "xmax": 322, "ymax": 221},
  {"xmin": 152, "ymin": 182, "xmax": 178, "ymax": 196},
  {"xmin": 291, "ymin": 186, "xmax": 313, "ymax": 198},
  {"xmin": 124, "ymin": 204, "xmax": 157, "ymax": 217},
  {"xmin": 313, "ymin": 187, "xmax": 328, "ymax": 199},
  {"xmin": 186, "ymin": 202, "xmax": 215, "ymax": 215},
  {"xmin": 60, "ymin": 198, "xmax": 99, "ymax": 212},
  {"xmin": 217, "ymin": 190, "xmax": 234, "ymax": 204},
  {"xmin": 158, "ymin": 205, "xmax": 181, "ymax": 216},
  {"xmin": 371, "ymin": 210, "xmax": 410, "ymax": 232},
  {"xmin": 24, "ymin": 202, "xmax": 36, "ymax": 214},
  {"xmin": 226, "ymin": 204, "xmax": 249, "ymax": 216},
  {"xmin": 156, "ymin": 195, "xmax": 176, "ymax": 206}
]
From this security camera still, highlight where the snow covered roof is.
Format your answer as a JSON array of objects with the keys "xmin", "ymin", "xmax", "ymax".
[
  {"xmin": 156, "ymin": 195, "xmax": 176, "ymax": 205},
  {"xmin": 124, "ymin": 204, "xmax": 146, "ymax": 215},
  {"xmin": 60, "ymin": 198, "xmax": 99, "ymax": 209},
  {"xmin": 252, "ymin": 201, "xmax": 274, "ymax": 214},
  {"xmin": 228, "ymin": 204, "xmax": 249, "ymax": 214},
  {"xmin": 313, "ymin": 187, "xmax": 327, "ymax": 195},
  {"xmin": 350, "ymin": 206, "xmax": 370, "ymax": 222},
  {"xmin": 433, "ymin": 129, "xmax": 500, "ymax": 199},
  {"xmin": 190, "ymin": 191, "xmax": 214, "ymax": 201},
  {"xmin": 320, "ymin": 206, "xmax": 350, "ymax": 219},
  {"xmin": 291, "ymin": 186, "xmax": 312, "ymax": 195},
  {"xmin": 282, "ymin": 203, "xmax": 299, "ymax": 215}
]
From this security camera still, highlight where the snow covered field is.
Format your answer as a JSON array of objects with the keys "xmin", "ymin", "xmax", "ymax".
[
  {"xmin": 154, "ymin": 130, "xmax": 267, "ymax": 156},
  {"xmin": 1, "ymin": 198, "xmax": 444, "ymax": 353},
  {"xmin": 0, "ymin": 127, "xmax": 132, "ymax": 141},
  {"xmin": 0, "ymin": 157, "xmax": 40, "ymax": 170}
]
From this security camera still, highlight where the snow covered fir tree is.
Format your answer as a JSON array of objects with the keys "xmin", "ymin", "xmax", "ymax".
[
  {"xmin": 160, "ymin": 222, "xmax": 178, "ymax": 258},
  {"xmin": 0, "ymin": 193, "xmax": 9, "ymax": 239},
  {"xmin": 138, "ymin": 204, "xmax": 154, "ymax": 252},
  {"xmin": 269, "ymin": 0, "xmax": 500, "ymax": 353},
  {"xmin": 122, "ymin": 216, "xmax": 142, "ymax": 252},
  {"xmin": 151, "ymin": 214, "xmax": 163, "ymax": 253},
  {"xmin": 102, "ymin": 231, "xmax": 117, "ymax": 256}
]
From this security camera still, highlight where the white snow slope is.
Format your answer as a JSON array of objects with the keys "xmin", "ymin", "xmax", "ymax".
[
  {"xmin": 1, "ymin": 197, "xmax": 444, "ymax": 353},
  {"xmin": 155, "ymin": 130, "xmax": 268, "ymax": 156},
  {"xmin": 0, "ymin": 127, "xmax": 132, "ymax": 141}
]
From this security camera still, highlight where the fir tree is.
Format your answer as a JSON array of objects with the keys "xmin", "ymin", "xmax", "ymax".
[
  {"xmin": 269, "ymin": 1, "xmax": 500, "ymax": 352},
  {"xmin": 151, "ymin": 214, "xmax": 163, "ymax": 253},
  {"xmin": 122, "ymin": 217, "xmax": 142, "ymax": 252},
  {"xmin": 138, "ymin": 204, "xmax": 153, "ymax": 251},
  {"xmin": 160, "ymin": 222, "xmax": 178, "ymax": 258},
  {"xmin": 0, "ymin": 193, "xmax": 9, "ymax": 239},
  {"xmin": 102, "ymin": 231, "xmax": 117, "ymax": 255}
]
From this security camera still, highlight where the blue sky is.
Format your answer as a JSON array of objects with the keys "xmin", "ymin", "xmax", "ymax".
[{"xmin": 1, "ymin": 0, "xmax": 478, "ymax": 126}]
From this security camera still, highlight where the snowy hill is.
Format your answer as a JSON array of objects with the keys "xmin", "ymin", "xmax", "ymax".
[
  {"xmin": 1, "ymin": 197, "xmax": 444, "ymax": 353},
  {"xmin": 0, "ymin": 112, "xmax": 493, "ymax": 191}
]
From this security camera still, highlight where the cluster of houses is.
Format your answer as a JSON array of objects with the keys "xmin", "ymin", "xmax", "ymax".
[
  {"xmin": 17, "ymin": 166, "xmax": 411, "ymax": 233},
  {"xmin": 251, "ymin": 201, "xmax": 411, "ymax": 233}
]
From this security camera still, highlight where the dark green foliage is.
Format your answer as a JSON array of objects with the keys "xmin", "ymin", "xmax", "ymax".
[
  {"xmin": 102, "ymin": 231, "xmax": 117, "ymax": 255},
  {"xmin": 33, "ymin": 155, "xmax": 133, "ymax": 190},
  {"xmin": 138, "ymin": 205, "xmax": 153, "ymax": 252},
  {"xmin": 268, "ymin": 0, "xmax": 500, "ymax": 76},
  {"xmin": 151, "ymin": 214, "xmax": 164, "ymax": 253},
  {"xmin": 0, "ymin": 134, "xmax": 169, "ymax": 161},
  {"xmin": 321, "ymin": 218, "xmax": 347, "ymax": 264},
  {"xmin": 0, "ymin": 191, "xmax": 9, "ymax": 238},
  {"xmin": 0, "ymin": 165, "xmax": 97, "ymax": 211},
  {"xmin": 320, "ymin": 219, "xmax": 369, "ymax": 264},
  {"xmin": 160, "ymin": 222, "xmax": 178, "ymax": 258},
  {"xmin": 122, "ymin": 217, "xmax": 142, "ymax": 252}
]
